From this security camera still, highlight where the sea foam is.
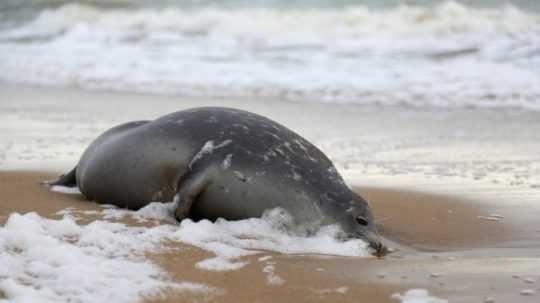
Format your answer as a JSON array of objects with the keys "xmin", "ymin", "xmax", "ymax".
[
  {"xmin": 0, "ymin": 212, "xmax": 211, "ymax": 303},
  {"xmin": 392, "ymin": 289, "xmax": 448, "ymax": 303},
  {"xmin": 0, "ymin": 204, "xmax": 371, "ymax": 301}
]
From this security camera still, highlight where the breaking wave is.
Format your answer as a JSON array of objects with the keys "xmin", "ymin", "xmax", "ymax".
[{"xmin": 0, "ymin": 1, "xmax": 539, "ymax": 109}]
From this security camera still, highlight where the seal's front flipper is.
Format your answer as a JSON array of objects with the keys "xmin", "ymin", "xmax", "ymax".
[
  {"xmin": 43, "ymin": 167, "xmax": 77, "ymax": 187},
  {"xmin": 173, "ymin": 172, "xmax": 209, "ymax": 221}
]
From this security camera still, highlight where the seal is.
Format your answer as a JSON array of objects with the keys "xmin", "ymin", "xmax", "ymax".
[{"xmin": 48, "ymin": 107, "xmax": 385, "ymax": 255}]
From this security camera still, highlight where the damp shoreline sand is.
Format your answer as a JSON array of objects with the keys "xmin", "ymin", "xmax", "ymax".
[
  {"xmin": 1, "ymin": 171, "xmax": 539, "ymax": 302},
  {"xmin": 1, "ymin": 85, "xmax": 540, "ymax": 302}
]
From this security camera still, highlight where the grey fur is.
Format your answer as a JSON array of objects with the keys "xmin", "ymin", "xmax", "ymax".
[{"xmin": 49, "ymin": 107, "xmax": 385, "ymax": 255}]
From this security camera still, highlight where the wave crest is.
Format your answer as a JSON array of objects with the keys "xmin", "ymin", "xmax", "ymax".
[
  {"xmin": 3, "ymin": 1, "xmax": 538, "ymax": 42},
  {"xmin": 0, "ymin": 1, "xmax": 539, "ymax": 109}
]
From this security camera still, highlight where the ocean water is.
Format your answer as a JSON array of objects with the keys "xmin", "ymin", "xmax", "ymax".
[{"xmin": 0, "ymin": 0, "xmax": 539, "ymax": 109}]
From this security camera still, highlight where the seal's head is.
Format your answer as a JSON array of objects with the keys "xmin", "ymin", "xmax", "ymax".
[{"xmin": 337, "ymin": 193, "xmax": 387, "ymax": 257}]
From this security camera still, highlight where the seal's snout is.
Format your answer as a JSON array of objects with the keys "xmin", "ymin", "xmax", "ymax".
[
  {"xmin": 361, "ymin": 231, "xmax": 387, "ymax": 257},
  {"xmin": 370, "ymin": 240, "xmax": 387, "ymax": 257}
]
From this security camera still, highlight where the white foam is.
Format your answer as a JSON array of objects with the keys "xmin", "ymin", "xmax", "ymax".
[
  {"xmin": 262, "ymin": 264, "xmax": 285, "ymax": 285},
  {"xmin": 0, "ymin": 205, "xmax": 372, "ymax": 300},
  {"xmin": 131, "ymin": 202, "xmax": 178, "ymax": 223},
  {"xmin": 258, "ymin": 255, "xmax": 272, "ymax": 262},
  {"xmin": 0, "ymin": 1, "xmax": 538, "ymax": 109},
  {"xmin": 195, "ymin": 257, "xmax": 247, "ymax": 271},
  {"xmin": 172, "ymin": 208, "xmax": 370, "ymax": 271},
  {"xmin": 50, "ymin": 185, "xmax": 81, "ymax": 195},
  {"xmin": 5, "ymin": 2, "xmax": 536, "ymax": 40},
  {"xmin": 391, "ymin": 289, "xmax": 448, "ymax": 303},
  {"xmin": 43, "ymin": 204, "xmax": 371, "ymax": 275},
  {"xmin": 0, "ymin": 212, "xmax": 212, "ymax": 303},
  {"xmin": 64, "ymin": 202, "xmax": 178, "ymax": 224}
]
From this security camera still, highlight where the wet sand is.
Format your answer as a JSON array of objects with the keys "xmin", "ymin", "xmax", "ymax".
[
  {"xmin": 1, "ymin": 85, "xmax": 540, "ymax": 302},
  {"xmin": 362, "ymin": 187, "xmax": 532, "ymax": 252},
  {"xmin": 2, "ymin": 171, "xmax": 539, "ymax": 302}
]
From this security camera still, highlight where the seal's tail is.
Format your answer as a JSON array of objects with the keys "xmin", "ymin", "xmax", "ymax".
[{"xmin": 42, "ymin": 167, "xmax": 77, "ymax": 187}]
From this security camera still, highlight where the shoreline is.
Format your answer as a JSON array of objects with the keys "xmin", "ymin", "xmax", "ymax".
[
  {"xmin": 2, "ymin": 85, "xmax": 540, "ymax": 189},
  {"xmin": 1, "ymin": 85, "xmax": 540, "ymax": 302},
  {"xmin": 2, "ymin": 170, "xmax": 539, "ymax": 302},
  {"xmin": 5, "ymin": 170, "xmax": 539, "ymax": 253}
]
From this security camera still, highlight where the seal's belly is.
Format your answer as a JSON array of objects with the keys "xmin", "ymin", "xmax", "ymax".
[
  {"xmin": 190, "ymin": 177, "xmax": 323, "ymax": 224},
  {"xmin": 191, "ymin": 182, "xmax": 266, "ymax": 221}
]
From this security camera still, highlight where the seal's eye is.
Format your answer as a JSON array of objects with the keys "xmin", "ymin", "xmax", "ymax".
[{"xmin": 356, "ymin": 216, "xmax": 368, "ymax": 226}]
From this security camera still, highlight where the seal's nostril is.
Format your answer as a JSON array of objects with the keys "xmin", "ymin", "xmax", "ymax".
[
  {"xmin": 368, "ymin": 241, "xmax": 387, "ymax": 257},
  {"xmin": 375, "ymin": 243, "xmax": 388, "ymax": 257}
]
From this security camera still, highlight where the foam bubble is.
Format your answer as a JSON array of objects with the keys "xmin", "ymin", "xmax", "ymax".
[
  {"xmin": 391, "ymin": 289, "xmax": 448, "ymax": 303},
  {"xmin": 262, "ymin": 264, "xmax": 285, "ymax": 285},
  {"xmin": 196, "ymin": 257, "xmax": 248, "ymax": 271},
  {"xmin": 50, "ymin": 185, "xmax": 81, "ymax": 195},
  {"xmin": 101, "ymin": 201, "xmax": 178, "ymax": 224}
]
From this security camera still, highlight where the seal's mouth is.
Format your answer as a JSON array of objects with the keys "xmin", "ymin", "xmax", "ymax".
[
  {"xmin": 342, "ymin": 231, "xmax": 388, "ymax": 257},
  {"xmin": 369, "ymin": 241, "xmax": 388, "ymax": 258},
  {"xmin": 358, "ymin": 231, "xmax": 388, "ymax": 257}
]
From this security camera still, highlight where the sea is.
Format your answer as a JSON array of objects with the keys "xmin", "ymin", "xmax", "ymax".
[{"xmin": 0, "ymin": 0, "xmax": 539, "ymax": 109}]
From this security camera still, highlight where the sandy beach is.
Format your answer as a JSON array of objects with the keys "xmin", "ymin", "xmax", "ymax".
[
  {"xmin": 1, "ymin": 85, "xmax": 540, "ymax": 302},
  {"xmin": 1, "ymin": 170, "xmax": 540, "ymax": 303}
]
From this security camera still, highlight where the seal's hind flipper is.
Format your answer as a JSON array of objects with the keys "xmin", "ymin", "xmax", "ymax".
[
  {"xmin": 43, "ymin": 167, "xmax": 77, "ymax": 187},
  {"xmin": 173, "ymin": 172, "xmax": 209, "ymax": 221}
]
